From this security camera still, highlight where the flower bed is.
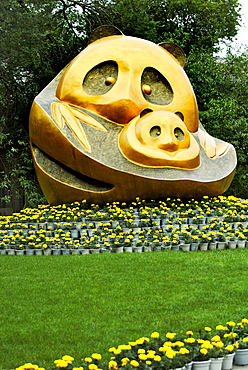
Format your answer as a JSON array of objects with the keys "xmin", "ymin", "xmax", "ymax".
[
  {"xmin": 12, "ymin": 318, "xmax": 248, "ymax": 370},
  {"xmin": 0, "ymin": 196, "xmax": 247, "ymax": 254}
]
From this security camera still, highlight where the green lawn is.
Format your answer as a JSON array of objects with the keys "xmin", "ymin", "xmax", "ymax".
[{"xmin": 1, "ymin": 250, "xmax": 248, "ymax": 370}]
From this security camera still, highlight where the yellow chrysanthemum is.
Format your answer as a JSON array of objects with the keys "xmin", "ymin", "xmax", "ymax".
[
  {"xmin": 130, "ymin": 360, "xmax": 139, "ymax": 367},
  {"xmin": 108, "ymin": 361, "xmax": 118, "ymax": 369},
  {"xmin": 54, "ymin": 360, "xmax": 68, "ymax": 368},
  {"xmin": 186, "ymin": 331, "xmax": 194, "ymax": 336},
  {"xmin": 225, "ymin": 345, "xmax": 234, "ymax": 352},
  {"xmin": 184, "ymin": 338, "xmax": 196, "ymax": 344},
  {"xmin": 179, "ymin": 348, "xmax": 190, "ymax": 355},
  {"xmin": 113, "ymin": 349, "xmax": 121, "ymax": 355},
  {"xmin": 213, "ymin": 341, "xmax": 224, "ymax": 348},
  {"xmin": 138, "ymin": 354, "xmax": 147, "ymax": 361},
  {"xmin": 121, "ymin": 358, "xmax": 130, "ymax": 366},
  {"xmin": 84, "ymin": 358, "xmax": 92, "ymax": 363},
  {"xmin": 166, "ymin": 332, "xmax": 176, "ymax": 340},
  {"xmin": 62, "ymin": 356, "xmax": 74, "ymax": 363},
  {"xmin": 165, "ymin": 349, "xmax": 176, "ymax": 359},
  {"xmin": 151, "ymin": 332, "xmax": 160, "ymax": 338},
  {"xmin": 154, "ymin": 356, "xmax": 162, "ymax": 362},
  {"xmin": 211, "ymin": 335, "xmax": 221, "ymax": 342},
  {"xmin": 226, "ymin": 321, "xmax": 236, "ymax": 327},
  {"xmin": 91, "ymin": 354, "xmax": 102, "ymax": 361},
  {"xmin": 204, "ymin": 327, "xmax": 212, "ymax": 332},
  {"xmin": 146, "ymin": 350, "xmax": 156, "ymax": 359},
  {"xmin": 88, "ymin": 365, "xmax": 98, "ymax": 370}
]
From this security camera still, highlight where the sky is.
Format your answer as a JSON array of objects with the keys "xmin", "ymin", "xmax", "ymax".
[
  {"xmin": 232, "ymin": 0, "xmax": 248, "ymax": 49},
  {"xmin": 218, "ymin": 0, "xmax": 248, "ymax": 55}
]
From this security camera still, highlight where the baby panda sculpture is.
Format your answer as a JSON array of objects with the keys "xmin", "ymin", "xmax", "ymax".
[{"xmin": 29, "ymin": 26, "xmax": 236, "ymax": 205}]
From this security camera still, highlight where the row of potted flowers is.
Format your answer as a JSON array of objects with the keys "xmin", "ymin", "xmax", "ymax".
[
  {"xmin": 12, "ymin": 318, "xmax": 248, "ymax": 370},
  {"xmin": 1, "ymin": 196, "xmax": 247, "ymax": 225},
  {"xmin": 0, "ymin": 222, "xmax": 248, "ymax": 254}
]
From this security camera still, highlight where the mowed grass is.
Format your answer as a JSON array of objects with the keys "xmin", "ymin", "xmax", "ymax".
[{"xmin": 1, "ymin": 249, "xmax": 248, "ymax": 369}]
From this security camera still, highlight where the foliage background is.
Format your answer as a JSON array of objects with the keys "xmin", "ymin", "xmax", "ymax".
[{"xmin": 0, "ymin": 0, "xmax": 247, "ymax": 210}]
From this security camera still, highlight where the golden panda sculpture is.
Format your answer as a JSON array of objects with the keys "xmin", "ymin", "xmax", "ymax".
[{"xmin": 29, "ymin": 26, "xmax": 236, "ymax": 205}]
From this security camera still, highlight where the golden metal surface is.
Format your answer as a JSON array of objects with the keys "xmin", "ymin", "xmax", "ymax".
[
  {"xmin": 119, "ymin": 110, "xmax": 200, "ymax": 169},
  {"xmin": 29, "ymin": 26, "xmax": 237, "ymax": 205},
  {"xmin": 56, "ymin": 35, "xmax": 199, "ymax": 131}
]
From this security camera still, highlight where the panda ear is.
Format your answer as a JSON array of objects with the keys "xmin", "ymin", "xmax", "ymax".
[
  {"xmin": 88, "ymin": 25, "xmax": 123, "ymax": 44},
  {"xmin": 158, "ymin": 42, "xmax": 186, "ymax": 68}
]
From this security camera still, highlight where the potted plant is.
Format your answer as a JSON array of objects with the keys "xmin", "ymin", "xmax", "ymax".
[
  {"xmin": 234, "ymin": 338, "xmax": 248, "ymax": 365},
  {"xmin": 192, "ymin": 343, "xmax": 211, "ymax": 370},
  {"xmin": 216, "ymin": 232, "xmax": 226, "ymax": 250},
  {"xmin": 207, "ymin": 231, "xmax": 217, "ymax": 250},
  {"xmin": 236, "ymin": 232, "xmax": 246, "ymax": 248},
  {"xmin": 219, "ymin": 344, "xmax": 236, "ymax": 370},
  {"xmin": 199, "ymin": 233, "xmax": 209, "ymax": 251},
  {"xmin": 170, "ymin": 233, "xmax": 180, "ymax": 251},
  {"xmin": 227, "ymin": 234, "xmax": 237, "ymax": 249},
  {"xmin": 180, "ymin": 231, "xmax": 193, "ymax": 252}
]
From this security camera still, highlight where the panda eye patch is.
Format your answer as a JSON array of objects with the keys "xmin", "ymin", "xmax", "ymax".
[
  {"xmin": 141, "ymin": 67, "xmax": 173, "ymax": 105},
  {"xmin": 83, "ymin": 61, "xmax": 118, "ymax": 95}
]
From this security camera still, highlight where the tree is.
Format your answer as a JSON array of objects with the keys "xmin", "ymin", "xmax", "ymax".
[
  {"xmin": 0, "ymin": 0, "xmax": 246, "ymax": 211},
  {"xmin": 0, "ymin": 0, "xmax": 118, "ymax": 210},
  {"xmin": 186, "ymin": 49, "xmax": 248, "ymax": 198},
  {"xmin": 111, "ymin": 0, "xmax": 241, "ymax": 54}
]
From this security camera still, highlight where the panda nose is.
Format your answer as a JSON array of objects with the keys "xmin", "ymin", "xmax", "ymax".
[{"xmin": 149, "ymin": 125, "xmax": 184, "ymax": 152}]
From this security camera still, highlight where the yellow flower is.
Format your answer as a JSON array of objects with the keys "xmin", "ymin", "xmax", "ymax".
[
  {"xmin": 201, "ymin": 343, "xmax": 213, "ymax": 350},
  {"xmin": 145, "ymin": 361, "xmax": 152, "ymax": 365},
  {"xmin": 204, "ymin": 327, "xmax": 212, "ymax": 332},
  {"xmin": 130, "ymin": 360, "xmax": 139, "ymax": 367},
  {"xmin": 154, "ymin": 355, "xmax": 161, "ymax": 362},
  {"xmin": 186, "ymin": 331, "xmax": 194, "ymax": 336},
  {"xmin": 91, "ymin": 354, "xmax": 102, "ymax": 360},
  {"xmin": 242, "ymin": 318, "xmax": 248, "ymax": 324},
  {"xmin": 121, "ymin": 358, "xmax": 130, "ymax": 366},
  {"xmin": 211, "ymin": 335, "xmax": 221, "ymax": 342},
  {"xmin": 84, "ymin": 358, "xmax": 92, "ymax": 363},
  {"xmin": 54, "ymin": 360, "xmax": 68, "ymax": 368},
  {"xmin": 138, "ymin": 349, "xmax": 146, "ymax": 354},
  {"xmin": 108, "ymin": 361, "xmax": 118, "ymax": 369},
  {"xmin": 151, "ymin": 332, "xmax": 160, "ymax": 338},
  {"xmin": 22, "ymin": 364, "xmax": 39, "ymax": 370},
  {"xmin": 184, "ymin": 338, "xmax": 195, "ymax": 344},
  {"xmin": 62, "ymin": 356, "xmax": 74, "ymax": 363},
  {"xmin": 213, "ymin": 341, "xmax": 224, "ymax": 348},
  {"xmin": 200, "ymin": 348, "xmax": 208, "ymax": 355},
  {"xmin": 88, "ymin": 365, "xmax": 98, "ymax": 370},
  {"xmin": 166, "ymin": 332, "xmax": 176, "ymax": 340},
  {"xmin": 113, "ymin": 349, "xmax": 121, "ymax": 355},
  {"xmin": 138, "ymin": 354, "xmax": 147, "ymax": 361},
  {"xmin": 118, "ymin": 345, "xmax": 131, "ymax": 351},
  {"xmin": 216, "ymin": 325, "xmax": 228, "ymax": 331},
  {"xmin": 226, "ymin": 321, "xmax": 236, "ymax": 327},
  {"xmin": 225, "ymin": 345, "xmax": 234, "ymax": 352},
  {"xmin": 146, "ymin": 350, "xmax": 156, "ymax": 359},
  {"xmin": 179, "ymin": 348, "xmax": 190, "ymax": 355},
  {"xmin": 166, "ymin": 349, "xmax": 176, "ymax": 359}
]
